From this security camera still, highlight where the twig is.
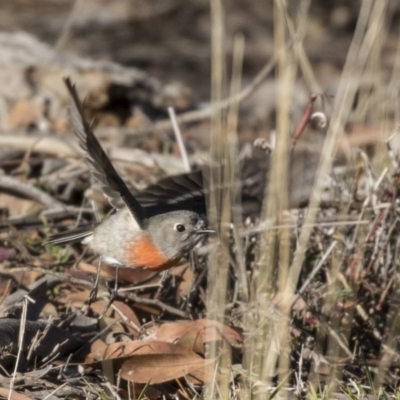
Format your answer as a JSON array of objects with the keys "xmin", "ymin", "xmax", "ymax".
[
  {"xmin": 53, "ymin": 0, "xmax": 83, "ymax": 51},
  {"xmin": 168, "ymin": 107, "xmax": 191, "ymax": 172},
  {"xmin": 8, "ymin": 295, "xmax": 34, "ymax": 400},
  {"xmin": 0, "ymin": 133, "xmax": 78, "ymax": 157},
  {"xmin": 110, "ymin": 303, "xmax": 141, "ymax": 333},
  {"xmin": 122, "ymin": 292, "xmax": 189, "ymax": 318},
  {"xmin": 231, "ymin": 224, "xmax": 248, "ymax": 302},
  {"xmin": 0, "ymin": 175, "xmax": 64, "ymax": 208},
  {"xmin": 291, "ymin": 240, "xmax": 337, "ymax": 309},
  {"xmin": 7, "ymin": 266, "xmax": 92, "ymax": 289},
  {"xmin": 241, "ymin": 218, "xmax": 370, "ymax": 237},
  {"xmin": 42, "ymin": 382, "xmax": 68, "ymax": 400}
]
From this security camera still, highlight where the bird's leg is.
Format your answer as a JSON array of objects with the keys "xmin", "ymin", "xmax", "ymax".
[
  {"xmin": 88, "ymin": 256, "xmax": 102, "ymax": 306},
  {"xmin": 99, "ymin": 266, "xmax": 119, "ymax": 317},
  {"xmin": 110, "ymin": 266, "xmax": 119, "ymax": 303},
  {"xmin": 155, "ymin": 270, "xmax": 170, "ymax": 297}
]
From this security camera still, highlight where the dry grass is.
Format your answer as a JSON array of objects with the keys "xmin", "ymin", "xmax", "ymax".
[
  {"xmin": 204, "ymin": 0, "xmax": 400, "ymax": 398},
  {"xmin": 1, "ymin": 1, "xmax": 400, "ymax": 399}
]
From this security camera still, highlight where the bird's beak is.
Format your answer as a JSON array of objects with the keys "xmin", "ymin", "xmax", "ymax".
[{"xmin": 198, "ymin": 229, "xmax": 215, "ymax": 234}]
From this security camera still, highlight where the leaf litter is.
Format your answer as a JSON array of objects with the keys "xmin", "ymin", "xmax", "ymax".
[{"xmin": 1, "ymin": 4, "xmax": 400, "ymax": 398}]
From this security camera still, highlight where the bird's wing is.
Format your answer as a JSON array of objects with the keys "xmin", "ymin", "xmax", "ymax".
[{"xmin": 64, "ymin": 77, "xmax": 145, "ymax": 228}]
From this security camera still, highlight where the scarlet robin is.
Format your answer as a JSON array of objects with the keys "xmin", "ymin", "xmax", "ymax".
[{"xmin": 46, "ymin": 78, "xmax": 213, "ymax": 303}]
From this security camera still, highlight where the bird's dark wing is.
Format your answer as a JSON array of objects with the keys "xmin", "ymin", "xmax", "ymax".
[
  {"xmin": 135, "ymin": 147, "xmax": 321, "ymax": 219},
  {"xmin": 64, "ymin": 78, "xmax": 145, "ymax": 228},
  {"xmin": 135, "ymin": 163, "xmax": 265, "ymax": 218},
  {"xmin": 135, "ymin": 169, "xmax": 206, "ymax": 213}
]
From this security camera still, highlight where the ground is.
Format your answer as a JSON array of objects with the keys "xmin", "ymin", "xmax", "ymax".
[{"xmin": 1, "ymin": 1, "xmax": 400, "ymax": 399}]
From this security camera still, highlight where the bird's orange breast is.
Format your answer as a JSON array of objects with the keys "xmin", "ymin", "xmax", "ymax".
[{"xmin": 125, "ymin": 235, "xmax": 178, "ymax": 271}]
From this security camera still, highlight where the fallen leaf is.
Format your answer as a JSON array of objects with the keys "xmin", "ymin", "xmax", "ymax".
[
  {"xmin": 111, "ymin": 301, "xmax": 141, "ymax": 334},
  {"xmin": 108, "ymin": 265, "xmax": 157, "ymax": 284},
  {"xmin": 85, "ymin": 339, "xmax": 217, "ymax": 384},
  {"xmin": 8, "ymin": 98, "xmax": 44, "ymax": 129},
  {"xmin": 172, "ymin": 264, "xmax": 193, "ymax": 299},
  {"xmin": 0, "ymin": 388, "xmax": 33, "ymax": 400},
  {"xmin": 143, "ymin": 319, "xmax": 243, "ymax": 355},
  {"xmin": 120, "ymin": 351, "xmax": 215, "ymax": 384},
  {"xmin": 0, "ymin": 193, "xmax": 42, "ymax": 217},
  {"xmin": 62, "ymin": 289, "xmax": 91, "ymax": 308}
]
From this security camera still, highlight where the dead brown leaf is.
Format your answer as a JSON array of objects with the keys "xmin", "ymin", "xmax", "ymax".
[
  {"xmin": 62, "ymin": 289, "xmax": 91, "ymax": 308},
  {"xmin": 111, "ymin": 301, "xmax": 141, "ymax": 334},
  {"xmin": 0, "ymin": 193, "xmax": 42, "ymax": 217},
  {"xmin": 89, "ymin": 338, "xmax": 108, "ymax": 361},
  {"xmin": 120, "ymin": 351, "xmax": 215, "ymax": 384},
  {"xmin": 85, "ymin": 339, "xmax": 217, "ymax": 384},
  {"xmin": 7, "ymin": 98, "xmax": 45, "ymax": 129},
  {"xmin": 171, "ymin": 263, "xmax": 193, "ymax": 299},
  {"xmin": 111, "ymin": 266, "xmax": 157, "ymax": 284},
  {"xmin": 143, "ymin": 319, "xmax": 243, "ymax": 355},
  {"xmin": 0, "ymin": 388, "xmax": 33, "ymax": 400}
]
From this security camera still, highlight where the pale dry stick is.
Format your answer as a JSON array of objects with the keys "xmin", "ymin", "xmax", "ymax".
[
  {"xmin": 376, "ymin": 275, "xmax": 395, "ymax": 311},
  {"xmin": 226, "ymin": 33, "xmax": 245, "ymax": 209},
  {"xmin": 366, "ymin": 216, "xmax": 399, "ymax": 273},
  {"xmin": 242, "ymin": 219, "xmax": 370, "ymax": 237},
  {"xmin": 54, "ymin": 0, "xmax": 83, "ymax": 51},
  {"xmin": 8, "ymin": 295, "xmax": 33, "ymax": 400},
  {"xmin": 0, "ymin": 280, "xmax": 12, "ymax": 308},
  {"xmin": 42, "ymin": 382, "xmax": 68, "ymax": 400},
  {"xmin": 104, "ymin": 382, "xmax": 122, "ymax": 400},
  {"xmin": 347, "ymin": 162, "xmax": 388, "ymax": 252},
  {"xmin": 109, "ymin": 304, "xmax": 140, "ymax": 333},
  {"xmin": 284, "ymin": 0, "xmax": 323, "ymax": 95},
  {"xmin": 27, "ymin": 316, "xmax": 54, "ymax": 362},
  {"xmin": 0, "ymin": 133, "xmax": 78, "ymax": 157},
  {"xmin": 386, "ymin": 131, "xmax": 400, "ymax": 170},
  {"xmin": 41, "ymin": 339, "xmax": 67, "ymax": 367},
  {"xmin": 123, "ymin": 292, "xmax": 188, "ymax": 318},
  {"xmin": 0, "ymin": 175, "xmax": 63, "ymax": 208},
  {"xmin": 272, "ymin": 1, "xmax": 298, "ymax": 390},
  {"xmin": 38, "ymin": 162, "xmax": 88, "ymax": 185},
  {"xmin": 227, "ymin": 34, "xmax": 247, "ymax": 303},
  {"xmin": 0, "ymin": 175, "xmax": 93, "ymax": 215},
  {"xmin": 205, "ymin": 0, "xmax": 231, "ymax": 398},
  {"xmin": 388, "ymin": 32, "xmax": 400, "ymax": 129},
  {"xmin": 323, "ymin": 324, "xmax": 353, "ymax": 359},
  {"xmin": 168, "ymin": 107, "xmax": 191, "ymax": 172},
  {"xmin": 118, "ymin": 282, "xmax": 162, "ymax": 293},
  {"xmin": 374, "ymin": 167, "xmax": 389, "ymax": 196},
  {"xmin": 290, "ymin": 240, "xmax": 337, "ymax": 309},
  {"xmin": 358, "ymin": 149, "xmax": 375, "ymax": 196},
  {"xmin": 296, "ymin": 344, "xmax": 305, "ymax": 393},
  {"xmin": 231, "ymin": 224, "xmax": 249, "ymax": 303}
]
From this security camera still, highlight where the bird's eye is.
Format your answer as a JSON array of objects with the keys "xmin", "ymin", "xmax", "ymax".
[{"xmin": 174, "ymin": 223, "xmax": 186, "ymax": 233}]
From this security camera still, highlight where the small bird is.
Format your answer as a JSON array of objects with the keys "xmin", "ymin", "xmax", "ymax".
[{"xmin": 46, "ymin": 78, "xmax": 213, "ymax": 304}]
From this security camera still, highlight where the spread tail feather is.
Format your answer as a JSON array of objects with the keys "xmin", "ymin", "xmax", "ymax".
[{"xmin": 44, "ymin": 225, "xmax": 96, "ymax": 246}]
